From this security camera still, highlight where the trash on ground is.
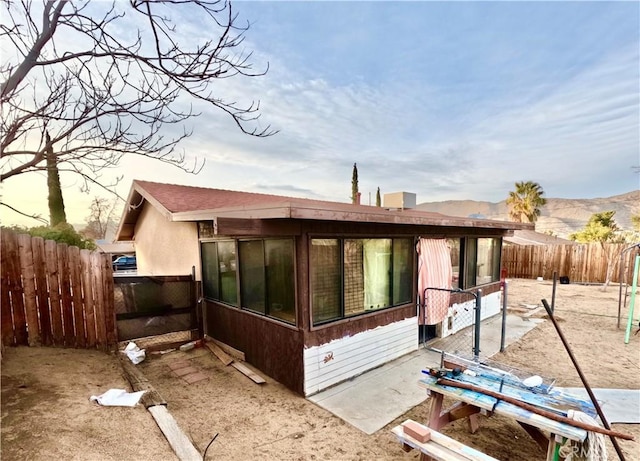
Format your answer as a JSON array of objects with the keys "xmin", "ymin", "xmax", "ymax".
[
  {"xmin": 90, "ymin": 388, "xmax": 146, "ymax": 407},
  {"xmin": 123, "ymin": 341, "xmax": 146, "ymax": 364}
]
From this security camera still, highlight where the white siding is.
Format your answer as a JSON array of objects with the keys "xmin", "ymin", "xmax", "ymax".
[
  {"xmin": 303, "ymin": 317, "xmax": 418, "ymax": 396},
  {"xmin": 441, "ymin": 290, "xmax": 502, "ymax": 337}
]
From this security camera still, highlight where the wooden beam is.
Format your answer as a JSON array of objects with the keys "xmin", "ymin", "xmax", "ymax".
[
  {"xmin": 119, "ymin": 357, "xmax": 167, "ymax": 408},
  {"xmin": 208, "ymin": 337, "xmax": 245, "ymax": 361},
  {"xmin": 231, "ymin": 362, "xmax": 266, "ymax": 384},
  {"xmin": 119, "ymin": 357, "xmax": 202, "ymax": 461},
  {"xmin": 148, "ymin": 405, "xmax": 203, "ymax": 461},
  {"xmin": 205, "ymin": 341, "xmax": 233, "ymax": 366}
]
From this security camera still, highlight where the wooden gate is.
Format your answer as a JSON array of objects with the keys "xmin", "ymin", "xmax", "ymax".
[{"xmin": 1, "ymin": 230, "xmax": 116, "ymax": 349}]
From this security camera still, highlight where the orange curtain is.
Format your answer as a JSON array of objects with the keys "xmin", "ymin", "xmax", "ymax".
[{"xmin": 417, "ymin": 238, "xmax": 453, "ymax": 325}]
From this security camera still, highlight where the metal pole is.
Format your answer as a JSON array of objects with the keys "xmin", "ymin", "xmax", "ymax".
[
  {"xmin": 551, "ymin": 271, "xmax": 557, "ymax": 314},
  {"xmin": 541, "ymin": 299, "xmax": 627, "ymax": 461},
  {"xmin": 473, "ymin": 289, "xmax": 482, "ymax": 360},
  {"xmin": 500, "ymin": 280, "xmax": 508, "ymax": 352},
  {"xmin": 624, "ymin": 255, "xmax": 639, "ymax": 344}
]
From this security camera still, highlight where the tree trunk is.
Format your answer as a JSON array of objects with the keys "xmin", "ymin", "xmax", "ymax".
[{"xmin": 46, "ymin": 132, "xmax": 67, "ymax": 227}]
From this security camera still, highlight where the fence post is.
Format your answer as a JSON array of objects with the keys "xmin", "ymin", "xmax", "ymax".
[
  {"xmin": 500, "ymin": 281, "xmax": 508, "ymax": 352},
  {"xmin": 473, "ymin": 289, "xmax": 482, "ymax": 360},
  {"xmin": 551, "ymin": 271, "xmax": 558, "ymax": 314}
]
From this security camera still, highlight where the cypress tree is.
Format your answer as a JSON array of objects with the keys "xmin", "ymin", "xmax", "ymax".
[{"xmin": 46, "ymin": 132, "xmax": 67, "ymax": 226}]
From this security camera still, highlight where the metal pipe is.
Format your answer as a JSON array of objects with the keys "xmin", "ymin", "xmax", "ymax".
[
  {"xmin": 624, "ymin": 254, "xmax": 639, "ymax": 344},
  {"xmin": 541, "ymin": 298, "xmax": 627, "ymax": 461},
  {"xmin": 473, "ymin": 289, "xmax": 482, "ymax": 359},
  {"xmin": 500, "ymin": 280, "xmax": 508, "ymax": 352},
  {"xmin": 551, "ymin": 271, "xmax": 557, "ymax": 314}
]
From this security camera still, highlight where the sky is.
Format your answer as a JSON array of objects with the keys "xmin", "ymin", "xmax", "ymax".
[{"xmin": 1, "ymin": 0, "xmax": 639, "ymax": 228}]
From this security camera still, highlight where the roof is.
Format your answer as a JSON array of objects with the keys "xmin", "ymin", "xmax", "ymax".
[
  {"xmin": 116, "ymin": 180, "xmax": 532, "ymax": 241},
  {"xmin": 504, "ymin": 229, "xmax": 576, "ymax": 246}
]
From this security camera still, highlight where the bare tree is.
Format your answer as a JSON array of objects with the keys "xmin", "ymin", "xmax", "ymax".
[
  {"xmin": 80, "ymin": 196, "xmax": 120, "ymax": 241},
  {"xmin": 1, "ymin": 0, "xmax": 275, "ymax": 200}
]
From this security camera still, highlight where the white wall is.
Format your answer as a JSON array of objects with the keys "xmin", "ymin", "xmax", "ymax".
[
  {"xmin": 303, "ymin": 317, "xmax": 418, "ymax": 396},
  {"xmin": 134, "ymin": 204, "xmax": 200, "ymax": 278},
  {"xmin": 441, "ymin": 290, "xmax": 502, "ymax": 337}
]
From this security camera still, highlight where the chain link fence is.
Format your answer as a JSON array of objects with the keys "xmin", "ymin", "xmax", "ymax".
[{"xmin": 421, "ymin": 288, "xmax": 481, "ymax": 358}]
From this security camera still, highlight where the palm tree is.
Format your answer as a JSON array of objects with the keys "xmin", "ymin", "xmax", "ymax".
[{"xmin": 506, "ymin": 181, "xmax": 547, "ymax": 223}]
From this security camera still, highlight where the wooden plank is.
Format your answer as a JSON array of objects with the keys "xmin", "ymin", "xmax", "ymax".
[
  {"xmin": 91, "ymin": 251, "xmax": 107, "ymax": 349},
  {"xmin": 1, "ymin": 232, "xmax": 15, "ymax": 346},
  {"xmin": 231, "ymin": 361, "xmax": 266, "ymax": 384},
  {"xmin": 68, "ymin": 246, "xmax": 85, "ymax": 348},
  {"xmin": 391, "ymin": 420, "xmax": 499, "ymax": 461},
  {"xmin": 205, "ymin": 341, "xmax": 233, "ymax": 365},
  {"xmin": 46, "ymin": 239, "xmax": 63, "ymax": 345},
  {"xmin": 211, "ymin": 337, "xmax": 245, "ymax": 361},
  {"xmin": 101, "ymin": 254, "xmax": 116, "ymax": 347},
  {"xmin": 6, "ymin": 232, "xmax": 27, "ymax": 345},
  {"xmin": 119, "ymin": 357, "xmax": 167, "ymax": 408},
  {"xmin": 18, "ymin": 233, "xmax": 40, "ymax": 346},
  {"xmin": 148, "ymin": 406, "xmax": 203, "ymax": 461},
  {"xmin": 32, "ymin": 236, "xmax": 52, "ymax": 345},
  {"xmin": 57, "ymin": 243, "xmax": 74, "ymax": 347},
  {"xmin": 81, "ymin": 249, "xmax": 97, "ymax": 348}
]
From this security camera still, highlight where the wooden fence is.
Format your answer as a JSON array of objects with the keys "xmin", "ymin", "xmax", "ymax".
[
  {"xmin": 501, "ymin": 243, "xmax": 640, "ymax": 284},
  {"xmin": 1, "ymin": 230, "xmax": 116, "ymax": 349}
]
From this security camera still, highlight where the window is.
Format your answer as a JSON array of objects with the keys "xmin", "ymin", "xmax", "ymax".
[
  {"xmin": 201, "ymin": 240, "xmax": 237, "ymax": 306},
  {"xmin": 201, "ymin": 239, "xmax": 295, "ymax": 324},
  {"xmin": 448, "ymin": 237, "xmax": 502, "ymax": 289},
  {"xmin": 311, "ymin": 237, "xmax": 413, "ymax": 326}
]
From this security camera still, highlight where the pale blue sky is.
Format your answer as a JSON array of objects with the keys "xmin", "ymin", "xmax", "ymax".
[{"xmin": 1, "ymin": 0, "xmax": 639, "ymax": 227}]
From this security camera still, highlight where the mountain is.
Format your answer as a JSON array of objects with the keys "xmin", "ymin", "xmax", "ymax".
[{"xmin": 414, "ymin": 190, "xmax": 640, "ymax": 239}]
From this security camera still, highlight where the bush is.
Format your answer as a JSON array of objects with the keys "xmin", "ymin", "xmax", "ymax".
[{"xmin": 5, "ymin": 223, "xmax": 97, "ymax": 250}]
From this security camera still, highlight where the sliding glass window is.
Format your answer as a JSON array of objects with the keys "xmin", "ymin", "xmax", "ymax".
[
  {"xmin": 201, "ymin": 239, "xmax": 295, "ymax": 324},
  {"xmin": 311, "ymin": 237, "xmax": 413, "ymax": 326}
]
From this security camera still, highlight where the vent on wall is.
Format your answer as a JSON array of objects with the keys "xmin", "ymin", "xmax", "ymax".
[{"xmin": 383, "ymin": 192, "xmax": 416, "ymax": 210}]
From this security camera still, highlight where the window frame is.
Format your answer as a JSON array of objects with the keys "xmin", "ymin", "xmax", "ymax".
[
  {"xmin": 200, "ymin": 237, "xmax": 297, "ymax": 325},
  {"xmin": 310, "ymin": 236, "xmax": 414, "ymax": 327},
  {"xmin": 448, "ymin": 236, "xmax": 502, "ymax": 290}
]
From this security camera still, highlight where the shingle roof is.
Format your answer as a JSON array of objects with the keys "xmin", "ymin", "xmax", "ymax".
[
  {"xmin": 115, "ymin": 180, "xmax": 532, "ymax": 241},
  {"xmin": 133, "ymin": 180, "xmax": 301, "ymax": 213}
]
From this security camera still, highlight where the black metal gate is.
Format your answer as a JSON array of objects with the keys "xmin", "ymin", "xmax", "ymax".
[
  {"xmin": 114, "ymin": 274, "xmax": 198, "ymax": 341},
  {"xmin": 420, "ymin": 287, "xmax": 482, "ymax": 359}
]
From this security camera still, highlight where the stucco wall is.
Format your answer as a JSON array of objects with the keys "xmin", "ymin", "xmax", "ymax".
[{"xmin": 134, "ymin": 204, "xmax": 200, "ymax": 278}]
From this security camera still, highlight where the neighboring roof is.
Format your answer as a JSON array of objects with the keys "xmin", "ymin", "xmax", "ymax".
[
  {"xmin": 95, "ymin": 240, "xmax": 135, "ymax": 254},
  {"xmin": 504, "ymin": 229, "xmax": 576, "ymax": 246},
  {"xmin": 116, "ymin": 180, "xmax": 532, "ymax": 241}
]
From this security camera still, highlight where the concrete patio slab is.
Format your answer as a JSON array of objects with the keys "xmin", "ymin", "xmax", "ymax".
[{"xmin": 307, "ymin": 313, "xmax": 543, "ymax": 434}]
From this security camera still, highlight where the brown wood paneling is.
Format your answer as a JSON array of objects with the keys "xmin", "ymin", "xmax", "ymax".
[
  {"xmin": 205, "ymin": 301, "xmax": 304, "ymax": 395},
  {"xmin": 213, "ymin": 218, "xmax": 302, "ymax": 237},
  {"xmin": 1, "ymin": 231, "xmax": 27, "ymax": 345},
  {"xmin": 305, "ymin": 304, "xmax": 416, "ymax": 348},
  {"xmin": 57, "ymin": 243, "xmax": 75, "ymax": 346}
]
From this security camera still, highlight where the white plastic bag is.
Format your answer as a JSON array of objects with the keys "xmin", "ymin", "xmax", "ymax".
[
  {"xmin": 123, "ymin": 341, "xmax": 146, "ymax": 365},
  {"xmin": 90, "ymin": 388, "xmax": 146, "ymax": 407}
]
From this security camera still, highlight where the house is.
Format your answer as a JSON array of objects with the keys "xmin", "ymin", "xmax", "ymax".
[
  {"xmin": 504, "ymin": 229, "xmax": 576, "ymax": 246},
  {"xmin": 115, "ymin": 180, "xmax": 530, "ymax": 396}
]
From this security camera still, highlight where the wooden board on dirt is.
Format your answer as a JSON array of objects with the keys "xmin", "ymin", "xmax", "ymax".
[
  {"xmin": 231, "ymin": 362, "xmax": 266, "ymax": 384},
  {"xmin": 205, "ymin": 341, "xmax": 233, "ymax": 366}
]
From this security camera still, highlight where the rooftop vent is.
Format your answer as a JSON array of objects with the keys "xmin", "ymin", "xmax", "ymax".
[{"xmin": 383, "ymin": 192, "xmax": 416, "ymax": 210}]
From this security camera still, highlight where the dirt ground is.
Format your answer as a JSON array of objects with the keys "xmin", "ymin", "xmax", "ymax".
[{"xmin": 2, "ymin": 279, "xmax": 639, "ymax": 461}]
